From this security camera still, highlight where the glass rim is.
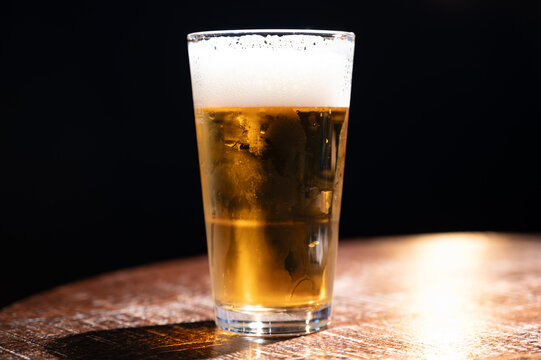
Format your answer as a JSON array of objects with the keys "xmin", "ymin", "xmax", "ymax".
[{"xmin": 187, "ymin": 29, "xmax": 355, "ymax": 42}]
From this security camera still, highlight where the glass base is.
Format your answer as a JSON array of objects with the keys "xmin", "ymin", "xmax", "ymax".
[{"xmin": 215, "ymin": 304, "xmax": 331, "ymax": 337}]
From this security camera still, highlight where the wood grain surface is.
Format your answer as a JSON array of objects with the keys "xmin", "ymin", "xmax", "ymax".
[{"xmin": 1, "ymin": 232, "xmax": 541, "ymax": 359}]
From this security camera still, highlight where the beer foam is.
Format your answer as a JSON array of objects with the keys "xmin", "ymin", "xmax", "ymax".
[{"xmin": 188, "ymin": 32, "xmax": 354, "ymax": 108}]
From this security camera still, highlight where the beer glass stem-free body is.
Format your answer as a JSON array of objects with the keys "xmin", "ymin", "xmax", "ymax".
[{"xmin": 188, "ymin": 31, "xmax": 354, "ymax": 336}]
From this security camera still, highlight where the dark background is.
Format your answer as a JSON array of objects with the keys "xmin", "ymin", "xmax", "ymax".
[{"xmin": 2, "ymin": 0, "xmax": 540, "ymax": 308}]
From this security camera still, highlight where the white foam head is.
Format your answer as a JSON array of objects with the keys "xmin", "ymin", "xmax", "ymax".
[{"xmin": 188, "ymin": 30, "xmax": 355, "ymax": 109}]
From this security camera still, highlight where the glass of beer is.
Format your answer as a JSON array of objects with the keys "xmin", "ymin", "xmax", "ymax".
[{"xmin": 187, "ymin": 29, "xmax": 355, "ymax": 336}]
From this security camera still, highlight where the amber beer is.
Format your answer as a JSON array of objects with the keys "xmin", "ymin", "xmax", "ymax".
[
  {"xmin": 188, "ymin": 30, "xmax": 354, "ymax": 336},
  {"xmin": 196, "ymin": 106, "xmax": 348, "ymax": 307}
]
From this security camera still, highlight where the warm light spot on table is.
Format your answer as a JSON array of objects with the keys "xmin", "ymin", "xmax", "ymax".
[{"xmin": 405, "ymin": 233, "xmax": 491, "ymax": 359}]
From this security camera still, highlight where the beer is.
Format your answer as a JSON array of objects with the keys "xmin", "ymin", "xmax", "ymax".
[
  {"xmin": 188, "ymin": 29, "xmax": 354, "ymax": 335},
  {"xmin": 196, "ymin": 106, "xmax": 348, "ymax": 310}
]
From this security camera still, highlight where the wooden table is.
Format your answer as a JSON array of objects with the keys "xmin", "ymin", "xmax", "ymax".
[{"xmin": 1, "ymin": 232, "xmax": 541, "ymax": 359}]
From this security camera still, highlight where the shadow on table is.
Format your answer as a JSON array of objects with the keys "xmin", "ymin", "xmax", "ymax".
[{"xmin": 46, "ymin": 320, "xmax": 286, "ymax": 359}]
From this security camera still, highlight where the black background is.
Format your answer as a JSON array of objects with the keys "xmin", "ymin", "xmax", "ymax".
[{"xmin": 2, "ymin": 0, "xmax": 540, "ymax": 307}]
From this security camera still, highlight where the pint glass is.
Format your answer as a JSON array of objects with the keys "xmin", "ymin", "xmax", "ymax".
[{"xmin": 187, "ymin": 29, "xmax": 355, "ymax": 336}]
